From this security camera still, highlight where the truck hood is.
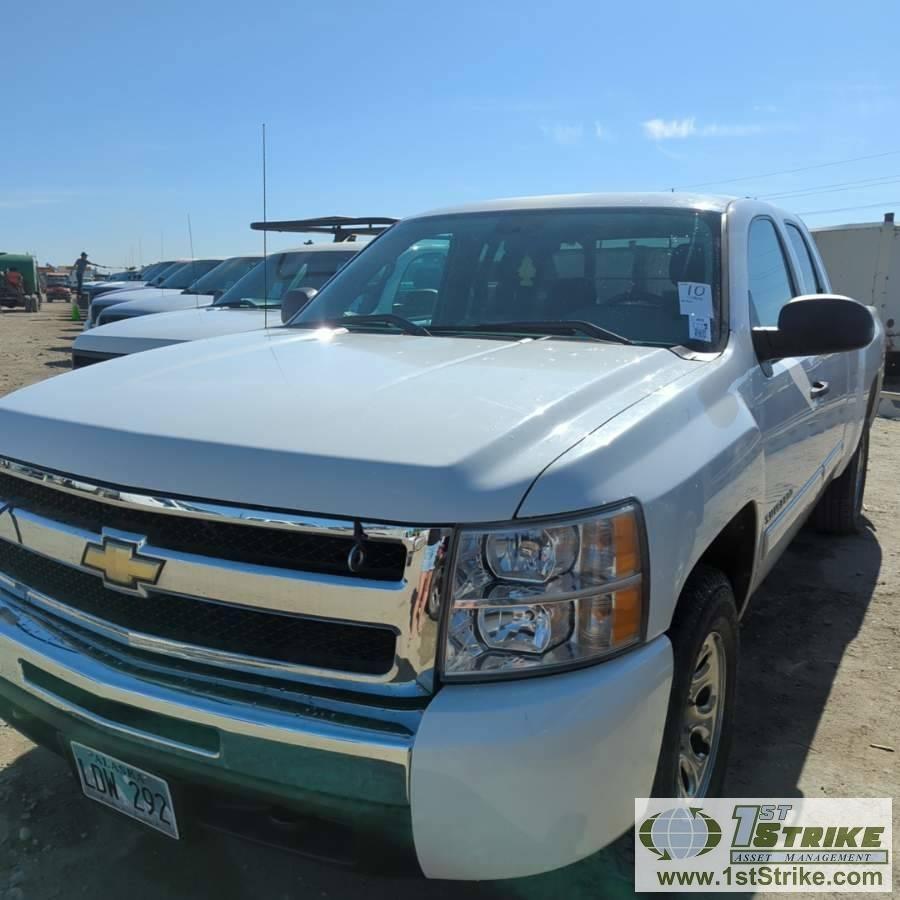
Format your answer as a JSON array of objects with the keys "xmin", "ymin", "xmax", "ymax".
[
  {"xmin": 87, "ymin": 284, "xmax": 152, "ymax": 300},
  {"xmin": 90, "ymin": 287, "xmax": 180, "ymax": 309},
  {"xmin": 73, "ymin": 307, "xmax": 272, "ymax": 356},
  {"xmin": 90, "ymin": 280, "xmax": 144, "ymax": 290},
  {"xmin": 0, "ymin": 330, "xmax": 699, "ymax": 522},
  {"xmin": 97, "ymin": 292, "xmax": 216, "ymax": 323}
]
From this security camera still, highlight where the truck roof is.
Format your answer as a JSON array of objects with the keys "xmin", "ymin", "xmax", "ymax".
[
  {"xmin": 276, "ymin": 242, "xmax": 367, "ymax": 253},
  {"xmin": 408, "ymin": 192, "xmax": 738, "ymax": 219}
]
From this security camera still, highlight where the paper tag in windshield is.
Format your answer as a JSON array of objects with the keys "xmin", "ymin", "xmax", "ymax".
[
  {"xmin": 678, "ymin": 282, "xmax": 713, "ymax": 318},
  {"xmin": 689, "ymin": 315, "xmax": 712, "ymax": 342}
]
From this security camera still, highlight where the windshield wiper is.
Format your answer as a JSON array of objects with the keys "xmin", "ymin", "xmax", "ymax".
[
  {"xmin": 215, "ymin": 299, "xmax": 258, "ymax": 309},
  {"xmin": 431, "ymin": 320, "xmax": 633, "ymax": 345},
  {"xmin": 308, "ymin": 314, "xmax": 431, "ymax": 336}
]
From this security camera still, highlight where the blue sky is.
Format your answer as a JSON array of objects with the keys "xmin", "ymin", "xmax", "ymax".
[{"xmin": 4, "ymin": 0, "xmax": 900, "ymax": 266}]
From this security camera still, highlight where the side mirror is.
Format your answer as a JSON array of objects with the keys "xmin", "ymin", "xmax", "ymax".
[
  {"xmin": 280, "ymin": 288, "xmax": 317, "ymax": 324},
  {"xmin": 752, "ymin": 294, "xmax": 875, "ymax": 362}
]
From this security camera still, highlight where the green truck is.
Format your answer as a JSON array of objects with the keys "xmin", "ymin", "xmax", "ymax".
[{"xmin": 0, "ymin": 253, "xmax": 43, "ymax": 312}]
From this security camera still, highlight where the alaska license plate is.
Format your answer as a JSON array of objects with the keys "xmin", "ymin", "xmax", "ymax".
[{"xmin": 71, "ymin": 742, "xmax": 179, "ymax": 839}]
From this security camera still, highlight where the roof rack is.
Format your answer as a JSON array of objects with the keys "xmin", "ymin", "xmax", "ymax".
[{"xmin": 250, "ymin": 216, "xmax": 398, "ymax": 243}]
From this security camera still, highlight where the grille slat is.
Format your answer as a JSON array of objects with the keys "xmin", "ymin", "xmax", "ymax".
[
  {"xmin": 0, "ymin": 472, "xmax": 407, "ymax": 581},
  {"xmin": 0, "ymin": 539, "xmax": 396, "ymax": 676}
]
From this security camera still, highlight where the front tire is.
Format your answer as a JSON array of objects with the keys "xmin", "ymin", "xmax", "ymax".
[
  {"xmin": 812, "ymin": 428, "xmax": 869, "ymax": 535},
  {"xmin": 652, "ymin": 566, "xmax": 738, "ymax": 798}
]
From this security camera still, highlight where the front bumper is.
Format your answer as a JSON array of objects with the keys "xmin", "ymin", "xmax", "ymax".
[{"xmin": 0, "ymin": 589, "xmax": 671, "ymax": 880}]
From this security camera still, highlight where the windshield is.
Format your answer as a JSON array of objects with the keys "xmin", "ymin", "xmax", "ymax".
[
  {"xmin": 139, "ymin": 262, "xmax": 168, "ymax": 281},
  {"xmin": 147, "ymin": 262, "xmax": 182, "ymax": 285},
  {"xmin": 293, "ymin": 208, "xmax": 722, "ymax": 348},
  {"xmin": 213, "ymin": 248, "xmax": 356, "ymax": 308},
  {"xmin": 47, "ymin": 275, "xmax": 69, "ymax": 286},
  {"xmin": 185, "ymin": 256, "xmax": 261, "ymax": 297},
  {"xmin": 157, "ymin": 259, "xmax": 221, "ymax": 290}
]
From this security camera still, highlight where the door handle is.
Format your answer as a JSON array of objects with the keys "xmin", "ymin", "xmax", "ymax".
[{"xmin": 810, "ymin": 381, "xmax": 830, "ymax": 400}]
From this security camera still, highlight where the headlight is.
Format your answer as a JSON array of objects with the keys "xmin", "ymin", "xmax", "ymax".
[{"xmin": 441, "ymin": 502, "xmax": 644, "ymax": 680}]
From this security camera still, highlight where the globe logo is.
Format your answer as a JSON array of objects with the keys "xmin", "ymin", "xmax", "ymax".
[{"xmin": 639, "ymin": 807, "xmax": 722, "ymax": 860}]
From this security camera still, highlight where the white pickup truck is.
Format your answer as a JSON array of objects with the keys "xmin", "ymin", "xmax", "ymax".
[{"xmin": 0, "ymin": 194, "xmax": 883, "ymax": 880}]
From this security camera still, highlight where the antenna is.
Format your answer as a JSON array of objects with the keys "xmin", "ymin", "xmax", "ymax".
[
  {"xmin": 262, "ymin": 123, "xmax": 269, "ymax": 330},
  {"xmin": 187, "ymin": 214, "xmax": 197, "ymax": 304}
]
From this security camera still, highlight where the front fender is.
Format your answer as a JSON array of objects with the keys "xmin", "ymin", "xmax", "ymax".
[{"xmin": 518, "ymin": 353, "xmax": 763, "ymax": 639}]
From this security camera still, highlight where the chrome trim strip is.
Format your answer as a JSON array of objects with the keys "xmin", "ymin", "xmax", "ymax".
[
  {"xmin": 0, "ymin": 456, "xmax": 431, "ymax": 541},
  {"xmin": 20, "ymin": 585, "xmax": 399, "ymax": 687},
  {"xmin": 23, "ymin": 680, "xmax": 221, "ymax": 760}
]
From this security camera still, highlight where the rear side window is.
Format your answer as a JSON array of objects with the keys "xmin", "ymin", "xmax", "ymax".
[
  {"xmin": 748, "ymin": 219, "xmax": 795, "ymax": 327},
  {"xmin": 785, "ymin": 223, "xmax": 823, "ymax": 295}
]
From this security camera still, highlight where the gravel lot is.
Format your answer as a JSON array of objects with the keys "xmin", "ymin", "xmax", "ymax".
[{"xmin": 1, "ymin": 306, "xmax": 898, "ymax": 899}]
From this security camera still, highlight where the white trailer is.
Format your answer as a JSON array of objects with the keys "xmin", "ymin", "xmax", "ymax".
[{"xmin": 813, "ymin": 213, "xmax": 899, "ymax": 372}]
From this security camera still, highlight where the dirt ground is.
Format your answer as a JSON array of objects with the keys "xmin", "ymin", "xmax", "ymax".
[{"xmin": 0, "ymin": 306, "xmax": 897, "ymax": 899}]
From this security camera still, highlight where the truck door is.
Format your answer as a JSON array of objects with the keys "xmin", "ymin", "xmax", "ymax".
[
  {"xmin": 746, "ymin": 217, "xmax": 837, "ymax": 558},
  {"xmin": 784, "ymin": 220, "xmax": 851, "ymax": 476}
]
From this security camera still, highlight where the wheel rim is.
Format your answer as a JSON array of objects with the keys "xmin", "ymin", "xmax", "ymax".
[{"xmin": 677, "ymin": 632, "xmax": 726, "ymax": 798}]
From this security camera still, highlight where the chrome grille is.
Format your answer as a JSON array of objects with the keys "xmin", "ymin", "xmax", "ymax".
[
  {"xmin": 0, "ymin": 459, "xmax": 451, "ymax": 695},
  {"xmin": 0, "ymin": 540, "xmax": 396, "ymax": 675},
  {"xmin": 0, "ymin": 471, "xmax": 407, "ymax": 581}
]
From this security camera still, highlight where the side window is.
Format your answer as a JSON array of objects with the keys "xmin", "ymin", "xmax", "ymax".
[
  {"xmin": 785, "ymin": 223, "xmax": 823, "ymax": 295},
  {"xmin": 399, "ymin": 253, "xmax": 445, "ymax": 292},
  {"xmin": 748, "ymin": 218, "xmax": 795, "ymax": 327},
  {"xmin": 342, "ymin": 243, "xmax": 449, "ymax": 319},
  {"xmin": 391, "ymin": 252, "xmax": 448, "ymax": 319}
]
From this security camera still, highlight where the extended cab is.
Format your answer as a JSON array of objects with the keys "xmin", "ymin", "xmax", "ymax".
[{"xmin": 0, "ymin": 194, "xmax": 883, "ymax": 880}]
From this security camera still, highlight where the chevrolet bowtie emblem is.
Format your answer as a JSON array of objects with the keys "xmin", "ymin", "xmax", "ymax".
[{"xmin": 81, "ymin": 534, "xmax": 165, "ymax": 595}]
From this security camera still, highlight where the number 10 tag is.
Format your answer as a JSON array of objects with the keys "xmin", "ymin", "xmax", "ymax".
[{"xmin": 678, "ymin": 282, "xmax": 714, "ymax": 318}]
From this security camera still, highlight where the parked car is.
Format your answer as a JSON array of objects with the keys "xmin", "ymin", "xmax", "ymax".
[
  {"xmin": 81, "ymin": 260, "xmax": 185, "ymax": 304},
  {"xmin": 85, "ymin": 259, "xmax": 223, "ymax": 328},
  {"xmin": 814, "ymin": 212, "xmax": 900, "ymax": 372},
  {"xmin": 0, "ymin": 194, "xmax": 883, "ymax": 880},
  {"xmin": 92, "ymin": 254, "xmax": 264, "ymax": 327},
  {"xmin": 71, "ymin": 242, "xmax": 372, "ymax": 365}
]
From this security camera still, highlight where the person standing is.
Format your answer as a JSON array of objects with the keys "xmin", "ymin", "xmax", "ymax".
[{"xmin": 73, "ymin": 252, "xmax": 107, "ymax": 296}]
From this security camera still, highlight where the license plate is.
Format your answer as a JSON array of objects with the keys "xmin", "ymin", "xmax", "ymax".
[{"xmin": 71, "ymin": 742, "xmax": 179, "ymax": 839}]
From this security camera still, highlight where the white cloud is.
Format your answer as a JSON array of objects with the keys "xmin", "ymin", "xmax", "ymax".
[
  {"xmin": 540, "ymin": 122, "xmax": 584, "ymax": 146},
  {"xmin": 594, "ymin": 122, "xmax": 612, "ymax": 141},
  {"xmin": 643, "ymin": 117, "xmax": 764, "ymax": 140},
  {"xmin": 643, "ymin": 117, "xmax": 696, "ymax": 140}
]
